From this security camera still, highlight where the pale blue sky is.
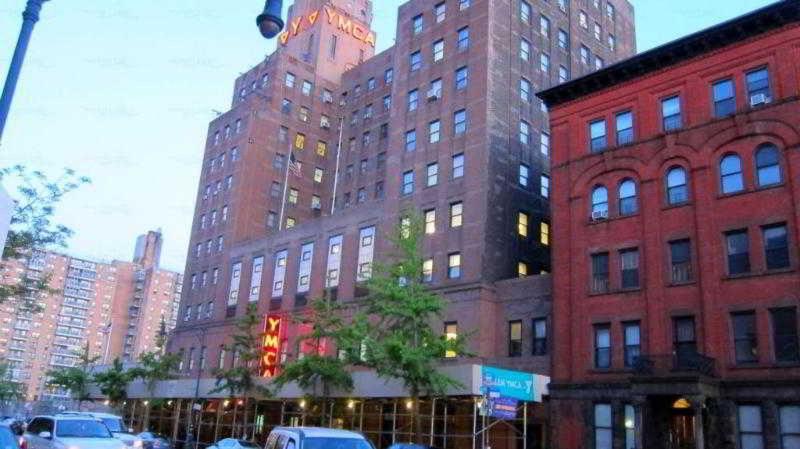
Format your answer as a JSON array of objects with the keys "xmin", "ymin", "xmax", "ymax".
[{"xmin": 0, "ymin": 0, "xmax": 775, "ymax": 272}]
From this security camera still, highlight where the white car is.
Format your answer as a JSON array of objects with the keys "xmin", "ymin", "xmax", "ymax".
[
  {"xmin": 23, "ymin": 414, "xmax": 127, "ymax": 449},
  {"xmin": 206, "ymin": 439, "xmax": 260, "ymax": 449},
  {"xmin": 66, "ymin": 413, "xmax": 142, "ymax": 449},
  {"xmin": 265, "ymin": 428, "xmax": 375, "ymax": 449}
]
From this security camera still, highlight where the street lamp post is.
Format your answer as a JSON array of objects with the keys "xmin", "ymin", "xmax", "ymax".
[{"xmin": 0, "ymin": 0, "xmax": 49, "ymax": 144}]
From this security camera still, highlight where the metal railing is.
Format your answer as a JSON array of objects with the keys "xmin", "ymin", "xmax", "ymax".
[{"xmin": 632, "ymin": 352, "xmax": 716, "ymax": 377}]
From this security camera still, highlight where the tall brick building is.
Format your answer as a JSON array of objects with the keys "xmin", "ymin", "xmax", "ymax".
[
  {"xmin": 538, "ymin": 2, "xmax": 800, "ymax": 448},
  {"xmin": 143, "ymin": 0, "xmax": 634, "ymax": 447},
  {"xmin": 0, "ymin": 230, "xmax": 183, "ymax": 401}
]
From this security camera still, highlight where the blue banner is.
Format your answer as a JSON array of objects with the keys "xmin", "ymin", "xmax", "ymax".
[{"xmin": 480, "ymin": 366, "xmax": 535, "ymax": 401}]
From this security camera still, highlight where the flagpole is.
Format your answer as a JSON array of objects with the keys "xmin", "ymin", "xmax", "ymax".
[
  {"xmin": 330, "ymin": 113, "xmax": 345, "ymax": 215},
  {"xmin": 277, "ymin": 144, "xmax": 293, "ymax": 230}
]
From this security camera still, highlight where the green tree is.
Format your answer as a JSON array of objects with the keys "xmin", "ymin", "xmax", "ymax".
[
  {"xmin": 360, "ymin": 212, "xmax": 468, "ymax": 444},
  {"xmin": 129, "ymin": 319, "xmax": 181, "ymax": 408},
  {"xmin": 46, "ymin": 343, "xmax": 99, "ymax": 410},
  {"xmin": 0, "ymin": 165, "xmax": 90, "ymax": 310},
  {"xmin": 211, "ymin": 304, "xmax": 271, "ymax": 438},
  {"xmin": 93, "ymin": 358, "xmax": 132, "ymax": 407},
  {"xmin": 272, "ymin": 294, "xmax": 365, "ymax": 426},
  {"xmin": 0, "ymin": 363, "xmax": 25, "ymax": 403}
]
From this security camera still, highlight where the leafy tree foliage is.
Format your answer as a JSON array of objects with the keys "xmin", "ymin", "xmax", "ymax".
[
  {"xmin": 46, "ymin": 343, "xmax": 99, "ymax": 410},
  {"xmin": 129, "ymin": 319, "xmax": 180, "ymax": 407},
  {"xmin": 93, "ymin": 358, "xmax": 132, "ymax": 407},
  {"xmin": 0, "ymin": 363, "xmax": 25, "ymax": 402}
]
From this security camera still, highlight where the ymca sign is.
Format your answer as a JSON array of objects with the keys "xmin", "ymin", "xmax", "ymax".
[
  {"xmin": 279, "ymin": 6, "xmax": 376, "ymax": 48},
  {"xmin": 260, "ymin": 314, "xmax": 283, "ymax": 378}
]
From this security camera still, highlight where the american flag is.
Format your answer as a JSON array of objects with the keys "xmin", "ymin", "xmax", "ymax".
[{"xmin": 288, "ymin": 152, "xmax": 302, "ymax": 177}]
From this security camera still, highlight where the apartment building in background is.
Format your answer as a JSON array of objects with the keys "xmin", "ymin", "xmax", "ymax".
[
  {"xmin": 128, "ymin": 0, "xmax": 635, "ymax": 448},
  {"xmin": 0, "ymin": 230, "xmax": 183, "ymax": 401},
  {"xmin": 539, "ymin": 2, "xmax": 800, "ymax": 448}
]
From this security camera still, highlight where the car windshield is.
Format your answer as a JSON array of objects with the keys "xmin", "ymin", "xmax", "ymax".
[
  {"xmin": 236, "ymin": 441, "xmax": 259, "ymax": 448},
  {"xmin": 101, "ymin": 418, "xmax": 125, "ymax": 433},
  {"xmin": 303, "ymin": 438, "xmax": 373, "ymax": 449},
  {"xmin": 56, "ymin": 420, "xmax": 113, "ymax": 438}
]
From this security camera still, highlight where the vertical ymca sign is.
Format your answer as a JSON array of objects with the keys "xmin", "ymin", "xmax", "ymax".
[{"xmin": 260, "ymin": 314, "xmax": 283, "ymax": 378}]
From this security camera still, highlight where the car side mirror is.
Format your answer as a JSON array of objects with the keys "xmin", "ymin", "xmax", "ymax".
[{"xmin": 38, "ymin": 431, "xmax": 52, "ymax": 439}]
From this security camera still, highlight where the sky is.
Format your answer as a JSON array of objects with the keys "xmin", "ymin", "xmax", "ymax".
[{"xmin": 0, "ymin": 0, "xmax": 776, "ymax": 272}]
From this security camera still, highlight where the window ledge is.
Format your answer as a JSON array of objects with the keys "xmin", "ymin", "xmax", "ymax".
[
  {"xmin": 586, "ymin": 212, "xmax": 641, "ymax": 226},
  {"xmin": 666, "ymin": 280, "xmax": 696, "ymax": 288},
  {"xmin": 723, "ymin": 267, "xmax": 794, "ymax": 281},
  {"xmin": 587, "ymin": 287, "xmax": 642, "ymax": 297},
  {"xmin": 661, "ymin": 201, "xmax": 692, "ymax": 211},
  {"xmin": 717, "ymin": 183, "xmax": 785, "ymax": 199},
  {"xmin": 728, "ymin": 362, "xmax": 800, "ymax": 370}
]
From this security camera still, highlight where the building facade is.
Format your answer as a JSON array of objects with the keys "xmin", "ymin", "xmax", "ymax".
[
  {"xmin": 538, "ymin": 2, "xmax": 800, "ymax": 448},
  {"xmin": 0, "ymin": 230, "xmax": 183, "ymax": 401},
  {"xmin": 154, "ymin": 0, "xmax": 634, "ymax": 448}
]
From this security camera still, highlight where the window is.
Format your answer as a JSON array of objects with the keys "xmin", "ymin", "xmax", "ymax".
[
  {"xmin": 616, "ymin": 111, "xmax": 633, "ymax": 145},
  {"xmin": 285, "ymin": 217, "xmax": 296, "ymax": 228},
  {"xmin": 541, "ymin": 132, "xmax": 550, "ymax": 156},
  {"xmin": 316, "ymin": 140, "xmax": 327, "ymax": 157},
  {"xmin": 620, "ymin": 249, "xmax": 640, "ymax": 289},
  {"xmin": 519, "ymin": 120, "xmax": 531, "ymax": 144},
  {"xmin": 589, "ymin": 120, "xmax": 607, "ymax": 152},
  {"xmin": 595, "ymin": 56, "xmax": 604, "ymax": 70},
  {"xmin": 298, "ymin": 106, "xmax": 310, "ymax": 122},
  {"xmin": 427, "ymin": 162, "xmax": 439, "ymax": 186},
  {"xmin": 763, "ymin": 224, "xmax": 790, "ymax": 270},
  {"xmin": 321, "ymin": 88, "xmax": 333, "ymax": 103},
  {"xmin": 517, "ymin": 212, "xmax": 529, "ymax": 237},
  {"xmin": 746, "ymin": 67, "xmax": 771, "ymax": 104},
  {"xmin": 412, "ymin": 14, "xmax": 423, "ymax": 35},
  {"xmin": 454, "ymin": 109, "xmax": 467, "ymax": 134},
  {"xmin": 429, "ymin": 120, "xmax": 441, "ymax": 143},
  {"xmin": 444, "ymin": 322, "xmax": 457, "ymax": 357},
  {"xmin": 579, "ymin": 46, "xmax": 590, "ymax": 65},
  {"xmin": 558, "ymin": 29, "xmax": 569, "ymax": 50},
  {"xmin": 623, "ymin": 322, "xmax": 641, "ymax": 367},
  {"xmin": 520, "ymin": 38, "xmax": 531, "ymax": 61},
  {"xmin": 294, "ymin": 132, "xmax": 305, "ymax": 150},
  {"xmin": 540, "ymin": 222, "xmax": 550, "ymax": 246},
  {"xmin": 423, "ymin": 259, "xmax": 434, "ymax": 283},
  {"xmin": 666, "ymin": 167, "xmax": 688, "ymax": 205},
  {"xmin": 732, "ymin": 312, "xmax": 758, "ymax": 364},
  {"xmin": 591, "ymin": 185, "xmax": 608, "ymax": 217},
  {"xmin": 329, "ymin": 34, "xmax": 338, "ymax": 58},
  {"xmin": 594, "ymin": 325, "xmax": 611, "ymax": 368},
  {"xmin": 720, "ymin": 154, "xmax": 744, "ymax": 194},
  {"xmin": 359, "ymin": 159, "xmax": 368, "ymax": 174},
  {"xmin": 594, "ymin": 22, "xmax": 602, "ymax": 41},
  {"xmin": 605, "ymin": 2, "xmax": 615, "ymax": 20},
  {"xmin": 450, "ymin": 202, "xmax": 463, "ymax": 227},
  {"xmin": 452, "ymin": 153, "xmax": 464, "ymax": 178},
  {"xmin": 533, "ymin": 318, "xmax": 547, "ymax": 355},
  {"xmin": 713, "ymin": 79, "xmax": 735, "ymax": 117},
  {"xmin": 673, "ymin": 316, "xmax": 697, "ymax": 365},
  {"xmin": 726, "ymin": 230, "xmax": 750, "ymax": 275},
  {"xmin": 594, "ymin": 404, "xmax": 612, "ymax": 449},
  {"xmin": 448, "ymin": 253, "xmax": 462, "ymax": 278},
  {"xmin": 519, "ymin": 163, "xmax": 530, "ymax": 187},
  {"xmin": 540, "ymin": 15, "xmax": 550, "ymax": 37},
  {"xmin": 424, "ymin": 209, "xmax": 436, "ymax": 234},
  {"xmin": 520, "ymin": 78, "xmax": 531, "ymax": 102},
  {"xmin": 624, "ymin": 405, "xmax": 637, "ymax": 449},
  {"xmin": 385, "ymin": 68, "xmax": 394, "ymax": 84},
  {"xmin": 457, "ymin": 27, "xmax": 470, "ymax": 51},
  {"xmin": 780, "ymin": 405, "xmax": 800, "ymax": 449},
  {"xmin": 410, "ymin": 51, "xmax": 422, "ymax": 72},
  {"xmin": 281, "ymin": 99, "xmax": 292, "ymax": 114},
  {"xmin": 579, "ymin": 10, "xmax": 588, "ymax": 28},
  {"xmin": 541, "ymin": 174, "xmax": 550, "ymax": 198},
  {"xmin": 459, "ymin": 0, "xmax": 471, "ymax": 10},
  {"xmin": 540, "ymin": 53, "xmax": 550, "ymax": 73},
  {"xmin": 405, "ymin": 129, "xmax": 417, "ymax": 151},
  {"xmin": 367, "ymin": 77, "xmax": 376, "ymax": 91},
  {"xmin": 668, "ymin": 239, "xmax": 692, "ymax": 283},
  {"xmin": 433, "ymin": 39, "xmax": 444, "ymax": 62},
  {"xmin": 375, "ymin": 182, "xmax": 384, "ymax": 198},
  {"xmin": 738, "ymin": 405, "xmax": 764, "ymax": 449},
  {"xmin": 520, "ymin": 1, "xmax": 531, "ymax": 23},
  {"xmin": 772, "ymin": 307, "xmax": 799, "ymax": 362},
  {"xmin": 284, "ymin": 72, "xmax": 295, "ymax": 88},
  {"xmin": 560, "ymin": 0, "xmax": 569, "ymax": 11},
  {"xmin": 267, "ymin": 211, "xmax": 277, "ymax": 228},
  {"xmin": 509, "ymin": 320, "xmax": 523, "ymax": 356},
  {"xmin": 278, "ymin": 126, "xmax": 288, "ymax": 143},
  {"xmin": 608, "ymin": 34, "xmax": 616, "ymax": 51},
  {"xmin": 301, "ymin": 80, "xmax": 313, "ymax": 96},
  {"xmin": 558, "ymin": 66, "xmax": 569, "ymax": 83},
  {"xmin": 434, "ymin": 2, "xmax": 446, "ymax": 22},
  {"xmin": 270, "ymin": 181, "xmax": 281, "ymax": 198},
  {"xmin": 518, "ymin": 260, "xmax": 528, "ymax": 276},
  {"xmin": 755, "ymin": 144, "xmax": 782, "ymax": 187},
  {"xmin": 618, "ymin": 179, "xmax": 638, "ymax": 215},
  {"xmin": 402, "ymin": 170, "xmax": 414, "ymax": 195},
  {"xmin": 662, "ymin": 96, "xmax": 682, "ymax": 131},
  {"xmin": 455, "ymin": 66, "xmax": 469, "ymax": 90},
  {"xmin": 591, "ymin": 253, "xmax": 610, "ymax": 294},
  {"xmin": 408, "ymin": 89, "xmax": 419, "ymax": 111}
]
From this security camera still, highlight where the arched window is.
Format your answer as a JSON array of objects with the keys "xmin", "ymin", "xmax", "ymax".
[
  {"xmin": 618, "ymin": 179, "xmax": 638, "ymax": 215},
  {"xmin": 720, "ymin": 154, "xmax": 744, "ymax": 194},
  {"xmin": 755, "ymin": 144, "xmax": 781, "ymax": 187},
  {"xmin": 666, "ymin": 167, "xmax": 688, "ymax": 205},
  {"xmin": 591, "ymin": 186, "xmax": 609, "ymax": 217}
]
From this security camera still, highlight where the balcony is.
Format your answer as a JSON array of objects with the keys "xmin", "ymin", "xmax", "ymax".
[
  {"xmin": 632, "ymin": 353, "xmax": 717, "ymax": 378},
  {"xmin": 63, "ymin": 298, "xmax": 90, "ymax": 309}
]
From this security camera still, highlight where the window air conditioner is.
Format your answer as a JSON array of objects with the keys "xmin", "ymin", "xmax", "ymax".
[
  {"xmin": 749, "ymin": 93, "xmax": 770, "ymax": 107},
  {"xmin": 591, "ymin": 210, "xmax": 609, "ymax": 221}
]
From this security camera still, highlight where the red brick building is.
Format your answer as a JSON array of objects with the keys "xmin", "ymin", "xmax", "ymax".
[{"xmin": 538, "ymin": 2, "xmax": 800, "ymax": 448}]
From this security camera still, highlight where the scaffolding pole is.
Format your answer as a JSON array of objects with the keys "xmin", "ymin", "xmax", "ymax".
[{"xmin": 429, "ymin": 398, "xmax": 436, "ymax": 447}]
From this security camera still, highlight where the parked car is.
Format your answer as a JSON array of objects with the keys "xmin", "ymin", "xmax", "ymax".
[
  {"xmin": 0, "ymin": 417, "xmax": 26, "ymax": 436},
  {"xmin": 0, "ymin": 424, "xmax": 22, "ymax": 448},
  {"xmin": 137, "ymin": 432, "xmax": 171, "ymax": 449},
  {"xmin": 67, "ymin": 413, "xmax": 142, "ymax": 449},
  {"xmin": 206, "ymin": 439, "xmax": 260, "ymax": 449},
  {"xmin": 23, "ymin": 414, "xmax": 126, "ymax": 449},
  {"xmin": 264, "ymin": 428, "xmax": 374, "ymax": 449},
  {"xmin": 387, "ymin": 445, "xmax": 441, "ymax": 449}
]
